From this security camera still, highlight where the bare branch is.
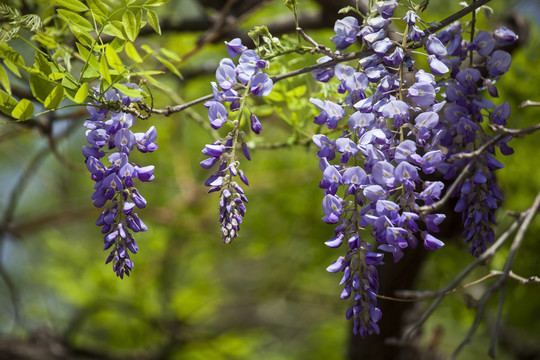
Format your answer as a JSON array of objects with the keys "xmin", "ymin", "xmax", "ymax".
[
  {"xmin": 519, "ymin": 100, "xmax": 540, "ymax": 108},
  {"xmin": 402, "ymin": 191, "xmax": 539, "ymax": 340},
  {"xmin": 146, "ymin": 0, "xmax": 492, "ymax": 116},
  {"xmin": 296, "ymin": 27, "xmax": 337, "ymax": 59},
  {"xmin": 489, "ymin": 123, "xmax": 540, "ymax": 138},
  {"xmin": 450, "ymin": 191, "xmax": 540, "ymax": 359}
]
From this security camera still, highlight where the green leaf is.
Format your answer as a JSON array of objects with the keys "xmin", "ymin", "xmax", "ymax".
[
  {"xmin": 0, "ymin": 90, "xmax": 17, "ymax": 115},
  {"xmin": 74, "ymin": 82, "xmax": 88, "ymax": 103},
  {"xmin": 57, "ymin": 9, "xmax": 93, "ymax": 30},
  {"xmin": 105, "ymin": 44, "xmax": 124, "ymax": 73},
  {"xmin": 144, "ymin": 0, "xmax": 170, "ymax": 6},
  {"xmin": 61, "ymin": 74, "xmax": 79, "ymax": 101},
  {"xmin": 108, "ymin": 21, "xmax": 127, "ymax": 40},
  {"xmin": 34, "ymin": 52, "xmax": 52, "ymax": 76},
  {"xmin": 122, "ymin": 10, "xmax": 138, "ymax": 42},
  {"xmin": 29, "ymin": 74, "xmax": 55, "ymax": 104},
  {"xmin": 3, "ymin": 60, "xmax": 20, "ymax": 78},
  {"xmin": 70, "ymin": 24, "xmax": 94, "ymax": 47},
  {"xmin": 146, "ymin": 9, "xmax": 161, "ymax": 35},
  {"xmin": 48, "ymin": 72, "xmax": 64, "ymax": 81},
  {"xmin": 87, "ymin": 0, "xmax": 108, "ymax": 17},
  {"xmin": 11, "ymin": 98, "xmax": 34, "ymax": 120},
  {"xmin": 160, "ymin": 48, "xmax": 179, "ymax": 62},
  {"xmin": 44, "ymin": 83, "xmax": 64, "ymax": 109},
  {"xmin": 109, "ymin": 37, "xmax": 126, "ymax": 53},
  {"xmin": 113, "ymin": 83, "xmax": 144, "ymax": 98},
  {"xmin": 131, "ymin": 70, "xmax": 164, "ymax": 76},
  {"xmin": 141, "ymin": 44, "xmax": 155, "ymax": 55},
  {"xmin": 125, "ymin": 42, "xmax": 143, "ymax": 63},
  {"xmin": 155, "ymin": 54, "xmax": 182, "ymax": 79},
  {"xmin": 0, "ymin": 66, "xmax": 11, "ymax": 95},
  {"xmin": 55, "ymin": 0, "xmax": 88, "ymax": 12},
  {"xmin": 76, "ymin": 43, "xmax": 99, "ymax": 71},
  {"xmin": 99, "ymin": 54, "xmax": 111, "ymax": 84}
]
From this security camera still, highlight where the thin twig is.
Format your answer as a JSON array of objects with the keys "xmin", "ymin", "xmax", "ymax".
[
  {"xmin": 519, "ymin": 100, "xmax": 540, "ymax": 108},
  {"xmin": 489, "ymin": 123, "xmax": 540, "ymax": 138},
  {"xmin": 146, "ymin": 0, "xmax": 492, "ymax": 116},
  {"xmin": 488, "ymin": 192, "xmax": 540, "ymax": 358},
  {"xmin": 418, "ymin": 160, "xmax": 474, "ymax": 215},
  {"xmin": 450, "ymin": 191, "xmax": 540, "ymax": 359},
  {"xmin": 391, "ymin": 270, "xmax": 539, "ymax": 301},
  {"xmin": 402, "ymin": 199, "xmax": 530, "ymax": 340},
  {"xmin": 448, "ymin": 134, "xmax": 503, "ymax": 162},
  {"xmin": 296, "ymin": 27, "xmax": 337, "ymax": 59}
]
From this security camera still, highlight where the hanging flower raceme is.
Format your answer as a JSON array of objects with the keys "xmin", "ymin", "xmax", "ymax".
[
  {"xmin": 83, "ymin": 84, "xmax": 157, "ymax": 279},
  {"xmin": 201, "ymin": 38, "xmax": 273, "ymax": 243},
  {"xmin": 311, "ymin": 2, "xmax": 454, "ymax": 336}
]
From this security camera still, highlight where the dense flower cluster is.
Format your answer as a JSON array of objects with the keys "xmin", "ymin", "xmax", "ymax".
[
  {"xmin": 201, "ymin": 38, "xmax": 273, "ymax": 243},
  {"xmin": 435, "ymin": 24, "xmax": 517, "ymax": 256},
  {"xmin": 83, "ymin": 84, "xmax": 157, "ymax": 278},
  {"xmin": 311, "ymin": 0, "xmax": 516, "ymax": 335}
]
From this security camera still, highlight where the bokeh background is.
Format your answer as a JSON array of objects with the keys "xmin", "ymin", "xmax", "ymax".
[{"xmin": 1, "ymin": 0, "xmax": 540, "ymax": 359}]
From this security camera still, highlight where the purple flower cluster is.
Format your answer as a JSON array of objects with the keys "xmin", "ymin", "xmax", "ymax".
[
  {"xmin": 83, "ymin": 84, "xmax": 157, "ymax": 278},
  {"xmin": 311, "ymin": 3, "xmax": 455, "ymax": 336},
  {"xmin": 311, "ymin": 1, "xmax": 518, "ymax": 334},
  {"xmin": 201, "ymin": 38, "xmax": 273, "ymax": 243},
  {"xmin": 435, "ymin": 24, "xmax": 517, "ymax": 256}
]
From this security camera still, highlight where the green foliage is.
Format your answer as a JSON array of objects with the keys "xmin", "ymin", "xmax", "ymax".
[{"xmin": 0, "ymin": 0, "xmax": 539, "ymax": 359}]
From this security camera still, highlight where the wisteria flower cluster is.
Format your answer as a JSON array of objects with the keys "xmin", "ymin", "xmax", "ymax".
[
  {"xmin": 83, "ymin": 84, "xmax": 157, "ymax": 278},
  {"xmin": 310, "ymin": 0, "xmax": 517, "ymax": 335},
  {"xmin": 200, "ymin": 38, "xmax": 273, "ymax": 244}
]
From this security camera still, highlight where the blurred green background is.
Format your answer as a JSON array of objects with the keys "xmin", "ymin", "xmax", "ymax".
[{"xmin": 0, "ymin": 0, "xmax": 539, "ymax": 359}]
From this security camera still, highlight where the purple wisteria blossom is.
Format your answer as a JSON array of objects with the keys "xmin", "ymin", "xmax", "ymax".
[
  {"xmin": 83, "ymin": 84, "xmax": 156, "ymax": 279},
  {"xmin": 201, "ymin": 38, "xmax": 274, "ymax": 243}
]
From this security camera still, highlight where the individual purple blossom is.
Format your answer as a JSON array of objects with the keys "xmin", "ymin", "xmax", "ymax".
[
  {"xmin": 409, "ymin": 25, "xmax": 425, "ymax": 42},
  {"xmin": 493, "ymin": 26, "xmax": 518, "ymax": 47},
  {"xmin": 427, "ymin": 55, "xmax": 449, "ymax": 76},
  {"xmin": 250, "ymin": 114, "xmax": 262, "ymax": 134},
  {"xmin": 331, "ymin": 16, "xmax": 360, "ymax": 50},
  {"xmin": 407, "ymin": 81, "xmax": 436, "ymax": 107},
  {"xmin": 377, "ymin": 0, "xmax": 398, "ymax": 19},
  {"xmin": 250, "ymin": 73, "xmax": 273, "ymax": 97},
  {"xmin": 225, "ymin": 38, "xmax": 247, "ymax": 58},
  {"xmin": 208, "ymin": 102, "xmax": 228, "ymax": 129},
  {"xmin": 403, "ymin": 10, "xmax": 418, "ymax": 26},
  {"xmin": 216, "ymin": 64, "xmax": 237, "ymax": 91},
  {"xmin": 487, "ymin": 50, "xmax": 512, "ymax": 77},
  {"xmin": 472, "ymin": 31, "xmax": 495, "ymax": 56},
  {"xmin": 425, "ymin": 34, "xmax": 447, "ymax": 58},
  {"xmin": 312, "ymin": 56, "xmax": 335, "ymax": 82}
]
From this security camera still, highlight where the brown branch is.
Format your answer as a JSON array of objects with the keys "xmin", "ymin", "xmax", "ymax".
[
  {"xmin": 450, "ymin": 191, "xmax": 540, "ymax": 359},
  {"xmin": 401, "ymin": 193, "xmax": 536, "ymax": 341},
  {"xmin": 489, "ymin": 123, "xmax": 540, "ymax": 138},
  {"xmin": 146, "ymin": 0, "xmax": 492, "ymax": 117}
]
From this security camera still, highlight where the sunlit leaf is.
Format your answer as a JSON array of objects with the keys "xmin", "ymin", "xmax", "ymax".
[
  {"xmin": 55, "ymin": 0, "xmax": 88, "ymax": 12},
  {"xmin": 44, "ymin": 83, "xmax": 64, "ymax": 109},
  {"xmin": 100, "ymin": 54, "xmax": 111, "ymax": 84},
  {"xmin": 11, "ymin": 98, "xmax": 34, "ymax": 120},
  {"xmin": 57, "ymin": 9, "xmax": 93, "ymax": 30},
  {"xmin": 105, "ymin": 44, "xmax": 124, "ymax": 73},
  {"xmin": 146, "ymin": 9, "xmax": 161, "ymax": 35},
  {"xmin": 0, "ymin": 66, "xmax": 11, "ymax": 95},
  {"xmin": 74, "ymin": 82, "xmax": 89, "ymax": 104},
  {"xmin": 125, "ymin": 42, "xmax": 143, "ymax": 63},
  {"xmin": 122, "ymin": 10, "xmax": 138, "ymax": 42}
]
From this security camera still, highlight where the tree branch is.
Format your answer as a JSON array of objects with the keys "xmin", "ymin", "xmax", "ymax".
[
  {"xmin": 450, "ymin": 190, "xmax": 540, "ymax": 359},
  {"xmin": 145, "ymin": 0, "xmax": 492, "ymax": 116},
  {"xmin": 401, "ymin": 192, "xmax": 538, "ymax": 341}
]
